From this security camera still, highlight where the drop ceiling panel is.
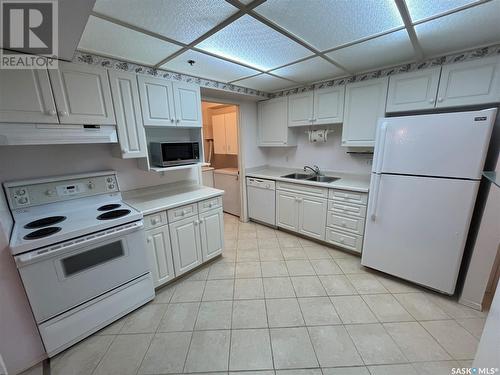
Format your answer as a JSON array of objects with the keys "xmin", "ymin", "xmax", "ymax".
[
  {"xmin": 232, "ymin": 74, "xmax": 296, "ymax": 92},
  {"xmin": 78, "ymin": 16, "xmax": 182, "ymax": 65},
  {"xmin": 255, "ymin": 0, "xmax": 403, "ymax": 51},
  {"xmin": 196, "ymin": 15, "xmax": 313, "ymax": 71},
  {"xmin": 93, "ymin": 0, "xmax": 238, "ymax": 44},
  {"xmin": 270, "ymin": 57, "xmax": 347, "ymax": 83},
  {"xmin": 326, "ymin": 30, "xmax": 416, "ymax": 73},
  {"xmin": 161, "ymin": 50, "xmax": 260, "ymax": 82},
  {"xmin": 404, "ymin": 0, "xmax": 482, "ymax": 23},
  {"xmin": 415, "ymin": 1, "xmax": 500, "ymax": 57}
]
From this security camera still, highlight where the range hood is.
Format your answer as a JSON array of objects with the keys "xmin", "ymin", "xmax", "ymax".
[{"xmin": 0, "ymin": 124, "xmax": 118, "ymax": 145}]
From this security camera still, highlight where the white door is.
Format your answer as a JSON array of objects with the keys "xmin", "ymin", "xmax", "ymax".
[
  {"xmin": 258, "ymin": 98, "xmax": 287, "ymax": 145},
  {"xmin": 49, "ymin": 62, "xmax": 115, "ymax": 124},
  {"xmin": 0, "ymin": 69, "xmax": 58, "ymax": 123},
  {"xmin": 386, "ymin": 67, "xmax": 441, "ymax": 112},
  {"xmin": 276, "ymin": 191, "xmax": 299, "ymax": 231},
  {"xmin": 214, "ymin": 170, "xmax": 241, "ymax": 217},
  {"xmin": 224, "ymin": 112, "xmax": 238, "ymax": 155},
  {"xmin": 362, "ymin": 174, "xmax": 479, "ymax": 294},
  {"xmin": 108, "ymin": 70, "xmax": 148, "ymax": 158},
  {"xmin": 137, "ymin": 75, "xmax": 175, "ymax": 126},
  {"xmin": 314, "ymin": 86, "xmax": 345, "ymax": 125},
  {"xmin": 436, "ymin": 56, "xmax": 500, "ymax": 108},
  {"xmin": 145, "ymin": 226, "xmax": 175, "ymax": 287},
  {"xmin": 169, "ymin": 216, "xmax": 203, "ymax": 275},
  {"xmin": 172, "ymin": 82, "xmax": 202, "ymax": 127},
  {"xmin": 342, "ymin": 77, "xmax": 388, "ymax": 147},
  {"xmin": 199, "ymin": 208, "xmax": 224, "ymax": 261},
  {"xmin": 288, "ymin": 91, "xmax": 314, "ymax": 127},
  {"xmin": 212, "ymin": 114, "xmax": 227, "ymax": 154},
  {"xmin": 298, "ymin": 195, "xmax": 327, "ymax": 240},
  {"xmin": 374, "ymin": 109, "xmax": 496, "ymax": 179}
]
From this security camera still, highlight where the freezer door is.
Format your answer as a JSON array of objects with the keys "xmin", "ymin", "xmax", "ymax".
[
  {"xmin": 362, "ymin": 174, "xmax": 479, "ymax": 294},
  {"xmin": 373, "ymin": 109, "xmax": 496, "ymax": 179}
]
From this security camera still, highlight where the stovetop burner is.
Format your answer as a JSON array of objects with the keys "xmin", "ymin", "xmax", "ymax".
[
  {"xmin": 24, "ymin": 216, "xmax": 66, "ymax": 229},
  {"xmin": 97, "ymin": 209, "xmax": 131, "ymax": 220},
  {"xmin": 97, "ymin": 204, "xmax": 121, "ymax": 211},
  {"xmin": 24, "ymin": 227, "xmax": 62, "ymax": 240}
]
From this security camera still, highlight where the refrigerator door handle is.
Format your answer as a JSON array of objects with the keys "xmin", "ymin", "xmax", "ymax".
[
  {"xmin": 374, "ymin": 122, "xmax": 388, "ymax": 174},
  {"xmin": 370, "ymin": 174, "xmax": 382, "ymax": 221}
]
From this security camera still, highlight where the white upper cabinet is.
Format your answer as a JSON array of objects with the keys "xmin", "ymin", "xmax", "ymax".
[
  {"xmin": 225, "ymin": 111, "xmax": 238, "ymax": 155},
  {"xmin": 137, "ymin": 75, "xmax": 175, "ymax": 126},
  {"xmin": 212, "ymin": 113, "xmax": 227, "ymax": 154},
  {"xmin": 386, "ymin": 67, "xmax": 441, "ymax": 112},
  {"xmin": 258, "ymin": 97, "xmax": 296, "ymax": 147},
  {"xmin": 213, "ymin": 112, "xmax": 238, "ymax": 155},
  {"xmin": 0, "ymin": 69, "xmax": 58, "ymax": 123},
  {"xmin": 288, "ymin": 86, "xmax": 344, "ymax": 127},
  {"xmin": 108, "ymin": 70, "xmax": 148, "ymax": 159},
  {"xmin": 49, "ymin": 62, "xmax": 115, "ymax": 125},
  {"xmin": 172, "ymin": 82, "xmax": 202, "ymax": 127},
  {"xmin": 342, "ymin": 77, "xmax": 389, "ymax": 148},
  {"xmin": 288, "ymin": 91, "xmax": 314, "ymax": 127},
  {"xmin": 436, "ymin": 55, "xmax": 500, "ymax": 108}
]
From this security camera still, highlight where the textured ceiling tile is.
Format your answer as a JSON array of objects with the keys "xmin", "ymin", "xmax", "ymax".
[
  {"xmin": 93, "ymin": 0, "xmax": 238, "ymax": 44},
  {"xmin": 255, "ymin": 0, "xmax": 403, "ymax": 51},
  {"xmin": 404, "ymin": 0, "xmax": 483, "ymax": 22},
  {"xmin": 270, "ymin": 57, "xmax": 347, "ymax": 83},
  {"xmin": 78, "ymin": 16, "xmax": 181, "ymax": 65},
  {"xmin": 161, "ymin": 50, "xmax": 260, "ymax": 82},
  {"xmin": 232, "ymin": 74, "xmax": 296, "ymax": 92},
  {"xmin": 196, "ymin": 15, "xmax": 313, "ymax": 71},
  {"xmin": 326, "ymin": 30, "xmax": 416, "ymax": 73},
  {"xmin": 415, "ymin": 1, "xmax": 500, "ymax": 57}
]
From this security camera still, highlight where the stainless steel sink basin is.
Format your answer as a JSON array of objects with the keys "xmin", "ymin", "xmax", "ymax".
[
  {"xmin": 306, "ymin": 176, "xmax": 340, "ymax": 183},
  {"xmin": 281, "ymin": 173, "xmax": 312, "ymax": 180}
]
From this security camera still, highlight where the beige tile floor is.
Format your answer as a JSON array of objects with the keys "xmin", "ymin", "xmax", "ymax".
[{"xmin": 48, "ymin": 214, "xmax": 487, "ymax": 375}]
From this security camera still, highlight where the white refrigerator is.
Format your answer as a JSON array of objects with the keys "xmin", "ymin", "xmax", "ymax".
[{"xmin": 361, "ymin": 108, "xmax": 496, "ymax": 294}]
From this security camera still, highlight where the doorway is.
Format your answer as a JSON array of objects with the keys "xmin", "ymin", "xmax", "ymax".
[{"xmin": 201, "ymin": 101, "xmax": 241, "ymax": 218}]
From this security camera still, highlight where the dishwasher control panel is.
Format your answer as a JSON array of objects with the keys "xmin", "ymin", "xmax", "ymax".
[{"xmin": 246, "ymin": 177, "xmax": 276, "ymax": 190}]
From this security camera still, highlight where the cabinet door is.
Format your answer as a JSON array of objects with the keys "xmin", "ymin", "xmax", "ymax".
[
  {"xmin": 298, "ymin": 195, "xmax": 327, "ymax": 240},
  {"xmin": 225, "ymin": 112, "xmax": 238, "ymax": 155},
  {"xmin": 258, "ymin": 97, "xmax": 288, "ymax": 145},
  {"xmin": 276, "ymin": 191, "xmax": 299, "ymax": 231},
  {"xmin": 288, "ymin": 91, "xmax": 314, "ymax": 127},
  {"xmin": 386, "ymin": 67, "xmax": 441, "ymax": 112},
  {"xmin": 108, "ymin": 70, "xmax": 148, "ymax": 158},
  {"xmin": 436, "ymin": 56, "xmax": 500, "ymax": 108},
  {"xmin": 0, "ymin": 69, "xmax": 58, "ymax": 123},
  {"xmin": 137, "ymin": 75, "xmax": 175, "ymax": 126},
  {"xmin": 172, "ymin": 81, "xmax": 202, "ymax": 127},
  {"xmin": 145, "ymin": 226, "xmax": 176, "ymax": 287},
  {"xmin": 48, "ymin": 62, "xmax": 115, "ymax": 124},
  {"xmin": 314, "ymin": 86, "xmax": 345, "ymax": 125},
  {"xmin": 169, "ymin": 216, "xmax": 203, "ymax": 276},
  {"xmin": 342, "ymin": 77, "xmax": 388, "ymax": 148},
  {"xmin": 212, "ymin": 113, "xmax": 227, "ymax": 154},
  {"xmin": 199, "ymin": 208, "xmax": 224, "ymax": 261}
]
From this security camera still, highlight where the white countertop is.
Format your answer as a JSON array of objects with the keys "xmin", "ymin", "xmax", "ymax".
[
  {"xmin": 123, "ymin": 183, "xmax": 224, "ymax": 215},
  {"xmin": 246, "ymin": 166, "xmax": 370, "ymax": 193}
]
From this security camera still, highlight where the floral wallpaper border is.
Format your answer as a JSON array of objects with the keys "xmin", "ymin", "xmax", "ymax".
[{"xmin": 74, "ymin": 43, "xmax": 500, "ymax": 99}]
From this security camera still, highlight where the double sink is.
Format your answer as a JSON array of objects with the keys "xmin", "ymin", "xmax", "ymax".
[{"xmin": 281, "ymin": 173, "xmax": 339, "ymax": 183}]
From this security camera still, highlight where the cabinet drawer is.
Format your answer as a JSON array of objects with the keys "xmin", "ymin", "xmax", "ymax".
[
  {"xmin": 144, "ymin": 211, "xmax": 168, "ymax": 230},
  {"xmin": 327, "ymin": 212, "xmax": 365, "ymax": 235},
  {"xmin": 168, "ymin": 203, "xmax": 198, "ymax": 222},
  {"xmin": 198, "ymin": 196, "xmax": 222, "ymax": 213},
  {"xmin": 329, "ymin": 189, "xmax": 368, "ymax": 205},
  {"xmin": 328, "ymin": 200, "xmax": 367, "ymax": 219},
  {"xmin": 277, "ymin": 181, "xmax": 328, "ymax": 198},
  {"xmin": 326, "ymin": 228, "xmax": 363, "ymax": 253}
]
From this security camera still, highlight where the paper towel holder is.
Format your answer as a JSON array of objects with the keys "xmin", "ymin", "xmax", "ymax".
[{"xmin": 305, "ymin": 129, "xmax": 334, "ymax": 143}]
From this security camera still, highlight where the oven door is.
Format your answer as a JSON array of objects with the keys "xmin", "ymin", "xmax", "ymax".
[{"xmin": 15, "ymin": 221, "xmax": 149, "ymax": 323}]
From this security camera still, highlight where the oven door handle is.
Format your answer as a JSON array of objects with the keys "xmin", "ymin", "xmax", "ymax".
[{"xmin": 15, "ymin": 221, "xmax": 144, "ymax": 267}]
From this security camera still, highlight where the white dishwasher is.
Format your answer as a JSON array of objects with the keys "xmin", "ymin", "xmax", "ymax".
[{"xmin": 246, "ymin": 177, "xmax": 276, "ymax": 226}]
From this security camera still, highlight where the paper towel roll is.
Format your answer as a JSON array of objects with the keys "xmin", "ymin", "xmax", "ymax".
[{"xmin": 308, "ymin": 129, "xmax": 329, "ymax": 142}]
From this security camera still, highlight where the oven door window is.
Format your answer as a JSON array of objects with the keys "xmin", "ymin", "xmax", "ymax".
[{"xmin": 61, "ymin": 240, "xmax": 125, "ymax": 277}]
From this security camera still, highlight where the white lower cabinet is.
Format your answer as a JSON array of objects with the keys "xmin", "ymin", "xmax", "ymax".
[
  {"xmin": 199, "ymin": 208, "xmax": 224, "ymax": 261},
  {"xmin": 169, "ymin": 215, "xmax": 203, "ymax": 275},
  {"xmin": 276, "ymin": 191, "xmax": 299, "ymax": 231},
  {"xmin": 145, "ymin": 225, "xmax": 175, "ymax": 287},
  {"xmin": 326, "ymin": 228, "xmax": 363, "ymax": 253}
]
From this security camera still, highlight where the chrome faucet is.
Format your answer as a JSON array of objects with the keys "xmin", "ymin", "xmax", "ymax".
[{"xmin": 303, "ymin": 165, "xmax": 322, "ymax": 176}]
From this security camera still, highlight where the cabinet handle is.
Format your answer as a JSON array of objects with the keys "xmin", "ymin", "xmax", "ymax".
[
  {"xmin": 170, "ymin": 118, "xmax": 175, "ymax": 123},
  {"xmin": 58, "ymin": 110, "xmax": 68, "ymax": 116},
  {"xmin": 199, "ymin": 218, "xmax": 204, "ymax": 224},
  {"xmin": 438, "ymin": 97, "xmax": 443, "ymax": 103},
  {"xmin": 176, "ymin": 119, "xmax": 180, "ymax": 123},
  {"xmin": 122, "ymin": 148, "xmax": 127, "ymax": 153},
  {"xmin": 147, "ymin": 237, "xmax": 151, "ymax": 243},
  {"xmin": 151, "ymin": 218, "xmax": 158, "ymax": 225},
  {"xmin": 47, "ymin": 109, "xmax": 57, "ymax": 116},
  {"xmin": 428, "ymin": 98, "xmax": 435, "ymax": 104},
  {"xmin": 194, "ymin": 220, "xmax": 199, "ymax": 226},
  {"xmin": 341, "ymin": 221, "xmax": 346, "ymax": 227},
  {"xmin": 339, "ymin": 237, "xmax": 345, "ymax": 243},
  {"xmin": 311, "ymin": 118, "xmax": 316, "ymax": 122}
]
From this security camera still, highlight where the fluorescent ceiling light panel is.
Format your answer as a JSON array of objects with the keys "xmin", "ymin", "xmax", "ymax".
[
  {"xmin": 93, "ymin": 0, "xmax": 238, "ymax": 44},
  {"xmin": 270, "ymin": 57, "xmax": 347, "ymax": 83},
  {"xmin": 233, "ymin": 74, "xmax": 296, "ymax": 92},
  {"xmin": 161, "ymin": 50, "xmax": 260, "ymax": 82},
  {"xmin": 415, "ymin": 1, "xmax": 500, "ymax": 57},
  {"xmin": 326, "ymin": 30, "xmax": 415, "ymax": 73},
  {"xmin": 404, "ymin": 0, "xmax": 483, "ymax": 23},
  {"xmin": 255, "ymin": 0, "xmax": 403, "ymax": 51},
  {"xmin": 196, "ymin": 15, "xmax": 313, "ymax": 71},
  {"xmin": 78, "ymin": 16, "xmax": 181, "ymax": 65}
]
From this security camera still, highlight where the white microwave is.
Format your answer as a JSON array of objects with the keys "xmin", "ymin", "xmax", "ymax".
[{"xmin": 150, "ymin": 142, "xmax": 200, "ymax": 167}]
